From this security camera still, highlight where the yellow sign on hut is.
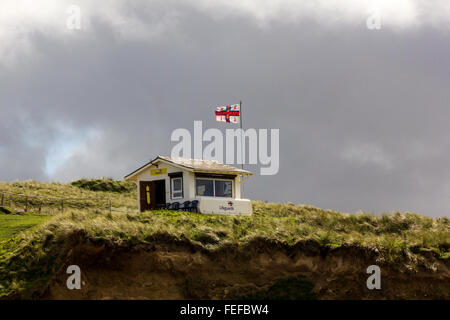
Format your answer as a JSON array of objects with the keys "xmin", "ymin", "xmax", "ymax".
[{"xmin": 151, "ymin": 168, "xmax": 167, "ymax": 176}]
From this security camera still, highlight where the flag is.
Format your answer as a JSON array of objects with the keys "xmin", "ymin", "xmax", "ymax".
[{"xmin": 215, "ymin": 104, "xmax": 240, "ymax": 123}]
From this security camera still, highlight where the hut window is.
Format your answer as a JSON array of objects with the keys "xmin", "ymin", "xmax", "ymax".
[
  {"xmin": 171, "ymin": 177, "xmax": 183, "ymax": 199},
  {"xmin": 196, "ymin": 178, "xmax": 233, "ymax": 197},
  {"xmin": 215, "ymin": 180, "xmax": 233, "ymax": 197},
  {"xmin": 196, "ymin": 179, "xmax": 214, "ymax": 197}
]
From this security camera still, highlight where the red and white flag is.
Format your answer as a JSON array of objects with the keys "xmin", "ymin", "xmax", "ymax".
[{"xmin": 215, "ymin": 104, "xmax": 240, "ymax": 123}]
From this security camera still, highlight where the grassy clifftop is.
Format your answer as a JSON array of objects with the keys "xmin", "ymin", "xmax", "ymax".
[{"xmin": 0, "ymin": 180, "xmax": 449, "ymax": 299}]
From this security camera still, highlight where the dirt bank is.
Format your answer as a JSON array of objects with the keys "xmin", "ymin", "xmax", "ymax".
[{"xmin": 40, "ymin": 238, "xmax": 449, "ymax": 300}]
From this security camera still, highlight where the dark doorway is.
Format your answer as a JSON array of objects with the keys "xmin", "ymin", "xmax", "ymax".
[
  {"xmin": 139, "ymin": 180, "xmax": 166, "ymax": 212},
  {"xmin": 154, "ymin": 180, "xmax": 166, "ymax": 208}
]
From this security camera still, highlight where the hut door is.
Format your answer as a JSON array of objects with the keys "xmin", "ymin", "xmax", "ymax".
[{"xmin": 140, "ymin": 181, "xmax": 156, "ymax": 212}]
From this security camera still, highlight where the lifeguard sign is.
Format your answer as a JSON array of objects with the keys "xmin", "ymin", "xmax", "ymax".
[{"xmin": 124, "ymin": 156, "xmax": 253, "ymax": 215}]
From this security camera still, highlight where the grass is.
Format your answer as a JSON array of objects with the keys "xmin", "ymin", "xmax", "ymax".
[
  {"xmin": 0, "ymin": 179, "xmax": 137, "ymax": 214},
  {"xmin": 0, "ymin": 180, "xmax": 448, "ymax": 298},
  {"xmin": 0, "ymin": 213, "xmax": 51, "ymax": 241}
]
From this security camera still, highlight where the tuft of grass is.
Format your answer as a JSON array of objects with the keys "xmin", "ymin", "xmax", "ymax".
[
  {"xmin": 71, "ymin": 178, "xmax": 136, "ymax": 193},
  {"xmin": 316, "ymin": 231, "xmax": 342, "ymax": 248}
]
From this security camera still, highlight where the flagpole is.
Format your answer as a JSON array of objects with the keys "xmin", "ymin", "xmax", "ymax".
[
  {"xmin": 240, "ymin": 100, "xmax": 244, "ymax": 170},
  {"xmin": 240, "ymin": 100, "xmax": 245, "ymax": 198}
]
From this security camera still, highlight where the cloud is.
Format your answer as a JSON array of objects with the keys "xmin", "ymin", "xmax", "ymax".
[
  {"xmin": 44, "ymin": 125, "xmax": 100, "ymax": 176},
  {"xmin": 1, "ymin": 1, "xmax": 450, "ymax": 217},
  {"xmin": 0, "ymin": 0, "xmax": 183, "ymax": 66},
  {"xmin": 341, "ymin": 143, "xmax": 394, "ymax": 171},
  {"xmin": 2, "ymin": 0, "xmax": 450, "ymax": 65},
  {"xmin": 49, "ymin": 127, "xmax": 137, "ymax": 182},
  {"xmin": 189, "ymin": 0, "xmax": 419, "ymax": 28}
]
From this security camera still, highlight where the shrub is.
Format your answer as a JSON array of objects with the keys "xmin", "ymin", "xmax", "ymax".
[{"xmin": 71, "ymin": 178, "xmax": 136, "ymax": 193}]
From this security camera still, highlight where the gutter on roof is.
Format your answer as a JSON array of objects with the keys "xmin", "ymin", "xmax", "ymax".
[
  {"xmin": 124, "ymin": 156, "xmax": 252, "ymax": 180},
  {"xmin": 124, "ymin": 156, "xmax": 194, "ymax": 180},
  {"xmin": 193, "ymin": 169, "xmax": 252, "ymax": 175},
  {"xmin": 123, "ymin": 156, "xmax": 159, "ymax": 180}
]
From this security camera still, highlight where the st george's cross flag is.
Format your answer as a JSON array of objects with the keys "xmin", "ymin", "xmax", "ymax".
[{"xmin": 215, "ymin": 104, "xmax": 240, "ymax": 123}]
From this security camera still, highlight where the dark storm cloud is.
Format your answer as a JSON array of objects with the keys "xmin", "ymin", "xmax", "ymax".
[{"xmin": 1, "ymin": 1, "xmax": 449, "ymax": 217}]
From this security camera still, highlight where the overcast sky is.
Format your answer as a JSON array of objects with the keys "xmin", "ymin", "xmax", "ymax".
[{"xmin": 1, "ymin": 0, "xmax": 450, "ymax": 217}]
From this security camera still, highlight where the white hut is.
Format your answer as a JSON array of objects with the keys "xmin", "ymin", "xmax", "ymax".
[{"xmin": 124, "ymin": 156, "xmax": 253, "ymax": 215}]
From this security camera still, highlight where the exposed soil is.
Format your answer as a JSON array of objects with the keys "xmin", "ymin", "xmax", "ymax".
[{"xmin": 39, "ymin": 237, "xmax": 450, "ymax": 300}]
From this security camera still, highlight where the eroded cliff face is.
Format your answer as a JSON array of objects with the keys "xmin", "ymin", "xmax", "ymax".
[{"xmin": 39, "ymin": 239, "xmax": 450, "ymax": 300}]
